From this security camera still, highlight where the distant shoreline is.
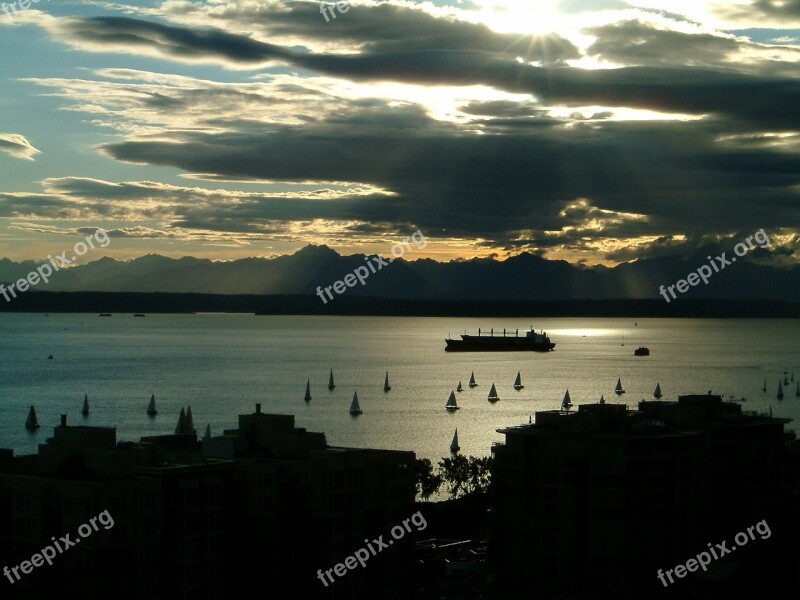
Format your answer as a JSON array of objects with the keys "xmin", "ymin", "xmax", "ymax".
[{"xmin": 0, "ymin": 292, "xmax": 797, "ymax": 318}]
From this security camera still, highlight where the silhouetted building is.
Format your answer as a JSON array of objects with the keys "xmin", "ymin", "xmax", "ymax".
[
  {"xmin": 0, "ymin": 407, "xmax": 415, "ymax": 600},
  {"xmin": 0, "ymin": 415, "xmax": 236, "ymax": 600},
  {"xmin": 206, "ymin": 404, "xmax": 416, "ymax": 599},
  {"xmin": 490, "ymin": 395, "xmax": 799, "ymax": 598}
]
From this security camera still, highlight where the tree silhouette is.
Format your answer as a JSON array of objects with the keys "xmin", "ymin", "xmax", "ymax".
[
  {"xmin": 415, "ymin": 457, "xmax": 443, "ymax": 500},
  {"xmin": 438, "ymin": 455, "xmax": 492, "ymax": 499}
]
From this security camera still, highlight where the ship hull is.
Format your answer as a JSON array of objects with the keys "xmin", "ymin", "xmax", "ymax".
[{"xmin": 445, "ymin": 338, "xmax": 555, "ymax": 352}]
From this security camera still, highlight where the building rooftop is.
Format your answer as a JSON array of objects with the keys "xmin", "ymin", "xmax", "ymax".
[{"xmin": 497, "ymin": 393, "xmax": 790, "ymax": 439}]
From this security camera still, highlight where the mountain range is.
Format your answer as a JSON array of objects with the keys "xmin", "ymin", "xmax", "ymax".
[{"xmin": 1, "ymin": 245, "xmax": 798, "ymax": 302}]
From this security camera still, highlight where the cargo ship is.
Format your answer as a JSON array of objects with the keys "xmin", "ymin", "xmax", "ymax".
[{"xmin": 445, "ymin": 328, "xmax": 555, "ymax": 352}]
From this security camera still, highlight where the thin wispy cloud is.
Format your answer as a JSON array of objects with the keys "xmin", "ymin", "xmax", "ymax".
[{"xmin": 0, "ymin": 134, "xmax": 40, "ymax": 161}]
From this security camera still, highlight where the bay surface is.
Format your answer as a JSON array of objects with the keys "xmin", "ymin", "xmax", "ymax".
[{"xmin": 1, "ymin": 314, "xmax": 799, "ymax": 461}]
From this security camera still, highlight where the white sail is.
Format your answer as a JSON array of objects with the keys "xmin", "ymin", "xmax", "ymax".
[
  {"xmin": 25, "ymin": 405, "xmax": 39, "ymax": 430},
  {"xmin": 488, "ymin": 383, "xmax": 499, "ymax": 402},
  {"xmin": 328, "ymin": 369, "xmax": 335, "ymax": 390},
  {"xmin": 514, "ymin": 372, "xmax": 524, "ymax": 389},
  {"xmin": 654, "ymin": 383, "xmax": 662, "ymax": 399},
  {"xmin": 147, "ymin": 393, "xmax": 157, "ymax": 415},
  {"xmin": 562, "ymin": 389, "xmax": 572, "ymax": 410},
  {"xmin": 615, "ymin": 378, "xmax": 625, "ymax": 394},
  {"xmin": 82, "ymin": 393, "xmax": 90, "ymax": 415},
  {"xmin": 450, "ymin": 429, "xmax": 460, "ymax": 453},
  {"xmin": 384, "ymin": 371, "xmax": 391, "ymax": 392},
  {"xmin": 446, "ymin": 390, "xmax": 460, "ymax": 411},
  {"xmin": 350, "ymin": 391, "xmax": 362, "ymax": 415},
  {"xmin": 457, "ymin": 381, "xmax": 463, "ymax": 392},
  {"xmin": 305, "ymin": 379, "xmax": 312, "ymax": 402},
  {"xmin": 469, "ymin": 372, "xmax": 477, "ymax": 387}
]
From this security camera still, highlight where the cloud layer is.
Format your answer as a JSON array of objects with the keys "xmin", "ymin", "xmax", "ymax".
[{"xmin": 0, "ymin": 0, "xmax": 798, "ymax": 266}]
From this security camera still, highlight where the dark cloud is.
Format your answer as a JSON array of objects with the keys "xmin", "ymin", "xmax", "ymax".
[
  {"xmin": 217, "ymin": 1, "xmax": 581, "ymax": 61},
  {"xmin": 93, "ymin": 109, "xmax": 800, "ymax": 244},
  {"xmin": 6, "ymin": 5, "xmax": 796, "ymax": 265},
  {"xmin": 585, "ymin": 20, "xmax": 741, "ymax": 67},
  {"xmin": 752, "ymin": 0, "xmax": 800, "ymax": 17},
  {"xmin": 53, "ymin": 17, "xmax": 800, "ymax": 130}
]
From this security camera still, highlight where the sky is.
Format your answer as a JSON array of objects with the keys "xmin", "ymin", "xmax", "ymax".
[{"xmin": 0, "ymin": 0, "xmax": 798, "ymax": 267}]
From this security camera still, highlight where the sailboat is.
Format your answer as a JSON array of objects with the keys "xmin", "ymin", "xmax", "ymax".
[
  {"xmin": 450, "ymin": 429, "xmax": 460, "ymax": 453},
  {"xmin": 328, "ymin": 369, "xmax": 336, "ymax": 390},
  {"xmin": 599, "ymin": 394, "xmax": 605, "ymax": 404},
  {"xmin": 488, "ymin": 383, "xmax": 500, "ymax": 403},
  {"xmin": 457, "ymin": 381, "xmax": 463, "ymax": 392},
  {"xmin": 513, "ymin": 372, "xmax": 524, "ymax": 390},
  {"xmin": 350, "ymin": 391, "xmax": 363, "ymax": 415},
  {"xmin": 384, "ymin": 371, "xmax": 391, "ymax": 392},
  {"xmin": 446, "ymin": 390, "xmax": 460, "ymax": 411},
  {"xmin": 25, "ymin": 405, "xmax": 40, "ymax": 430},
  {"xmin": 175, "ymin": 407, "xmax": 186, "ymax": 433},
  {"xmin": 562, "ymin": 390, "xmax": 573, "ymax": 411},
  {"xmin": 763, "ymin": 379, "xmax": 767, "ymax": 392},
  {"xmin": 654, "ymin": 383, "xmax": 662, "ymax": 399},
  {"xmin": 796, "ymin": 381, "xmax": 799, "ymax": 398},
  {"xmin": 615, "ymin": 378, "xmax": 625, "ymax": 395},
  {"xmin": 203, "ymin": 424, "xmax": 212, "ymax": 441},
  {"xmin": 304, "ymin": 379, "xmax": 312, "ymax": 402},
  {"xmin": 185, "ymin": 406, "xmax": 196, "ymax": 433},
  {"xmin": 469, "ymin": 372, "xmax": 478, "ymax": 388},
  {"xmin": 777, "ymin": 381, "xmax": 784, "ymax": 400},
  {"xmin": 147, "ymin": 394, "xmax": 158, "ymax": 416},
  {"xmin": 784, "ymin": 374, "xmax": 790, "ymax": 385},
  {"xmin": 82, "ymin": 394, "xmax": 90, "ymax": 416}
]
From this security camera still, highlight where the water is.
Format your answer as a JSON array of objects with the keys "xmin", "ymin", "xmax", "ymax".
[{"xmin": 1, "ymin": 314, "xmax": 799, "ymax": 461}]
